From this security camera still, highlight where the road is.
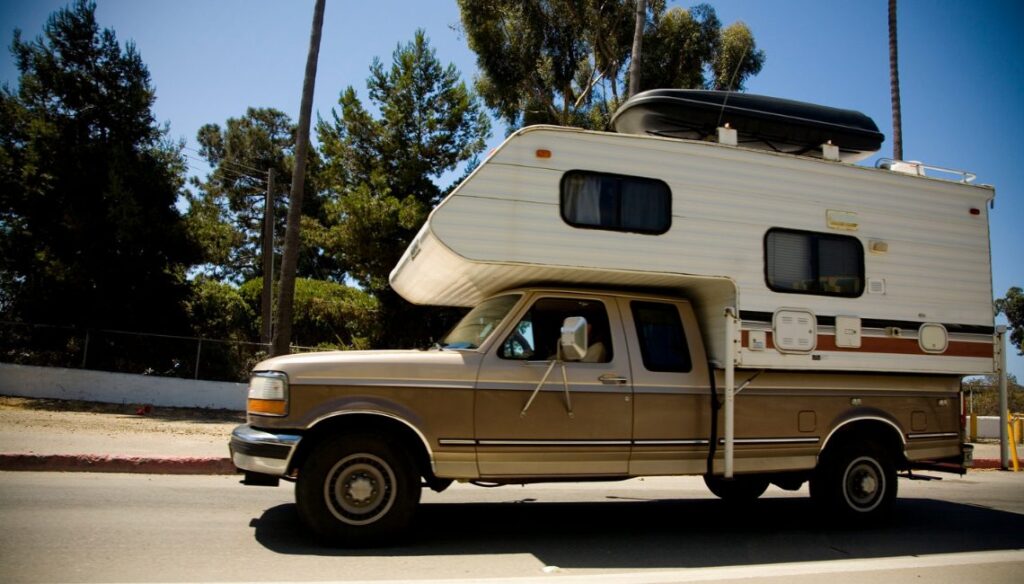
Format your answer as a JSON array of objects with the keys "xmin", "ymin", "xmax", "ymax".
[{"xmin": 1, "ymin": 471, "xmax": 1022, "ymax": 583}]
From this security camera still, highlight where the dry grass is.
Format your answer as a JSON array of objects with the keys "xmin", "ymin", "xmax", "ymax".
[{"xmin": 0, "ymin": 395, "xmax": 244, "ymax": 424}]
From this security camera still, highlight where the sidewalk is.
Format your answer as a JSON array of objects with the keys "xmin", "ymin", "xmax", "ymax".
[
  {"xmin": 0, "ymin": 395, "xmax": 1016, "ymax": 475},
  {"xmin": 0, "ymin": 396, "xmax": 240, "ymax": 474}
]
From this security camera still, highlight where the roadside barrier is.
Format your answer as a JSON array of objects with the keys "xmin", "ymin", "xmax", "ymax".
[{"xmin": 1009, "ymin": 411, "xmax": 1021, "ymax": 472}]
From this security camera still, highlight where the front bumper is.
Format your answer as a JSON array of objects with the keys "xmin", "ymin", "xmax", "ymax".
[{"xmin": 229, "ymin": 424, "xmax": 302, "ymax": 476}]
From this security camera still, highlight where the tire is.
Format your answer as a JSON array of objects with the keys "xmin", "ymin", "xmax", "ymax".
[
  {"xmin": 704, "ymin": 474, "xmax": 770, "ymax": 502},
  {"xmin": 296, "ymin": 434, "xmax": 421, "ymax": 546},
  {"xmin": 810, "ymin": 443, "xmax": 897, "ymax": 522}
]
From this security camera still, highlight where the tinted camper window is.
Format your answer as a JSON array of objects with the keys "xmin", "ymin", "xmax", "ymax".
[
  {"xmin": 560, "ymin": 171, "xmax": 671, "ymax": 234},
  {"xmin": 765, "ymin": 228, "xmax": 864, "ymax": 297}
]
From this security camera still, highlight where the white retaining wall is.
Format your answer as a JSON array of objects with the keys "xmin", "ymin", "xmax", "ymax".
[
  {"xmin": 0, "ymin": 363, "xmax": 246, "ymax": 410},
  {"xmin": 973, "ymin": 415, "xmax": 1024, "ymax": 442}
]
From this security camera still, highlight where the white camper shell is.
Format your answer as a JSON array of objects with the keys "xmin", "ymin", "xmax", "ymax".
[{"xmin": 390, "ymin": 125, "xmax": 996, "ymax": 377}]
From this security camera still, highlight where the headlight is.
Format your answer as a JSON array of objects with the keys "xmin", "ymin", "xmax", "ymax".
[{"xmin": 248, "ymin": 371, "xmax": 288, "ymax": 416}]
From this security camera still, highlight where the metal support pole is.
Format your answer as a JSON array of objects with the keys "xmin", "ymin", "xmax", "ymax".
[
  {"xmin": 997, "ymin": 325, "xmax": 1008, "ymax": 469},
  {"xmin": 195, "ymin": 339, "xmax": 203, "ymax": 380},
  {"xmin": 724, "ymin": 307, "xmax": 737, "ymax": 479},
  {"xmin": 81, "ymin": 331, "xmax": 90, "ymax": 368}
]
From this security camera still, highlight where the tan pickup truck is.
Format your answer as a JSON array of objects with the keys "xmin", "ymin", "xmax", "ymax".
[{"xmin": 230, "ymin": 287, "xmax": 967, "ymax": 546}]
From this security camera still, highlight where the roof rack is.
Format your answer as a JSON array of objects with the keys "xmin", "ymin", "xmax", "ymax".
[{"xmin": 876, "ymin": 158, "xmax": 977, "ymax": 183}]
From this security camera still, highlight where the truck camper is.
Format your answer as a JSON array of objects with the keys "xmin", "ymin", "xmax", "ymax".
[{"xmin": 231, "ymin": 89, "xmax": 996, "ymax": 546}]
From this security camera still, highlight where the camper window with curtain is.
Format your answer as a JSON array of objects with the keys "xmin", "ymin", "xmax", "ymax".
[
  {"xmin": 765, "ymin": 228, "xmax": 864, "ymax": 297},
  {"xmin": 560, "ymin": 171, "xmax": 671, "ymax": 235}
]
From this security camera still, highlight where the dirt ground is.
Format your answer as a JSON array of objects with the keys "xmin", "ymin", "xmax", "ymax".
[{"xmin": 0, "ymin": 395, "xmax": 243, "ymax": 441}]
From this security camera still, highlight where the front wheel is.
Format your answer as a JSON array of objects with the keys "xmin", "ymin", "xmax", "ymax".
[
  {"xmin": 810, "ymin": 444, "xmax": 897, "ymax": 522},
  {"xmin": 296, "ymin": 434, "xmax": 421, "ymax": 546}
]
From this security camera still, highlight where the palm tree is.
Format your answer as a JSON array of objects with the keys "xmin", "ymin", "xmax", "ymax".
[
  {"xmin": 628, "ymin": 0, "xmax": 647, "ymax": 98},
  {"xmin": 889, "ymin": 0, "xmax": 903, "ymax": 160},
  {"xmin": 273, "ymin": 0, "xmax": 325, "ymax": 356}
]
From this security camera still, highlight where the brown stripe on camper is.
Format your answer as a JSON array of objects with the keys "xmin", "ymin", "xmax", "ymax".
[{"xmin": 742, "ymin": 331, "xmax": 992, "ymax": 358}]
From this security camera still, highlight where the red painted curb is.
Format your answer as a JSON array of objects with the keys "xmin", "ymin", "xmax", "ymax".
[
  {"xmin": 972, "ymin": 458, "xmax": 1006, "ymax": 470},
  {"xmin": 0, "ymin": 454, "xmax": 237, "ymax": 475}
]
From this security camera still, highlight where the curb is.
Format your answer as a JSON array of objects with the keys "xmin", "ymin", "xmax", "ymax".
[
  {"xmin": 0, "ymin": 453, "xmax": 237, "ymax": 475},
  {"xmin": 971, "ymin": 458, "xmax": 1005, "ymax": 470}
]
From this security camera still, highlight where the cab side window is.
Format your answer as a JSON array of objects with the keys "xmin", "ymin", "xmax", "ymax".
[
  {"xmin": 631, "ymin": 301, "xmax": 692, "ymax": 372},
  {"xmin": 499, "ymin": 297, "xmax": 613, "ymax": 363}
]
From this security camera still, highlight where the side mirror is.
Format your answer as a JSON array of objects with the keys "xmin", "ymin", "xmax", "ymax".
[{"xmin": 560, "ymin": 316, "xmax": 588, "ymax": 361}]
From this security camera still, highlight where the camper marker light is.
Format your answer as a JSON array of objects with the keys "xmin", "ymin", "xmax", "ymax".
[
  {"xmin": 535, "ymin": 149, "xmax": 552, "ymax": 159},
  {"xmin": 970, "ymin": 208, "xmax": 981, "ymax": 215}
]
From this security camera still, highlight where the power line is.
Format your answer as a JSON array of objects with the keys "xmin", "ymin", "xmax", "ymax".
[
  {"xmin": 185, "ymin": 155, "xmax": 268, "ymax": 185},
  {"xmin": 183, "ymin": 146, "xmax": 271, "ymax": 175},
  {"xmin": 185, "ymin": 154, "xmax": 264, "ymax": 181}
]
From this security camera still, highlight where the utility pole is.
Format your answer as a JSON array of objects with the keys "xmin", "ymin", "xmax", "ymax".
[
  {"xmin": 272, "ymin": 0, "xmax": 325, "ymax": 356},
  {"xmin": 260, "ymin": 167, "xmax": 275, "ymax": 349}
]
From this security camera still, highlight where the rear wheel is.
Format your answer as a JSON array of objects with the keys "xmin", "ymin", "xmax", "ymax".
[
  {"xmin": 296, "ymin": 434, "xmax": 421, "ymax": 546},
  {"xmin": 811, "ymin": 443, "xmax": 897, "ymax": 522},
  {"xmin": 704, "ymin": 474, "xmax": 770, "ymax": 502}
]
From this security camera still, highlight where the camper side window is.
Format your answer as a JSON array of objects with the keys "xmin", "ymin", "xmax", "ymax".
[
  {"xmin": 560, "ymin": 171, "xmax": 671, "ymax": 235},
  {"xmin": 764, "ymin": 228, "xmax": 864, "ymax": 297}
]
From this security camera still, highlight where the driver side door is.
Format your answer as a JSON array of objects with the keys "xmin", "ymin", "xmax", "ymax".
[{"xmin": 474, "ymin": 292, "xmax": 633, "ymax": 477}]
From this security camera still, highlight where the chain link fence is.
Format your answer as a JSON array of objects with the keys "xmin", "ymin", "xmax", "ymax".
[{"xmin": 0, "ymin": 321, "xmax": 329, "ymax": 382}]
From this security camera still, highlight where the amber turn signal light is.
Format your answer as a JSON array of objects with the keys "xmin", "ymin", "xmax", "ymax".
[{"xmin": 248, "ymin": 398, "xmax": 287, "ymax": 416}]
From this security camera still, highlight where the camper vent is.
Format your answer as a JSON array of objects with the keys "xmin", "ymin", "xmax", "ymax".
[
  {"xmin": 868, "ymin": 278, "xmax": 886, "ymax": 295},
  {"xmin": 773, "ymin": 309, "xmax": 817, "ymax": 354}
]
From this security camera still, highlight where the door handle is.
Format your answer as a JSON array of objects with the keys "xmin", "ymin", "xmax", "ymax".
[{"xmin": 599, "ymin": 374, "xmax": 628, "ymax": 385}]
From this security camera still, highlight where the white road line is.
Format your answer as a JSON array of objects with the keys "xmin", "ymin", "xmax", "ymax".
[{"xmin": 161, "ymin": 549, "xmax": 1024, "ymax": 584}]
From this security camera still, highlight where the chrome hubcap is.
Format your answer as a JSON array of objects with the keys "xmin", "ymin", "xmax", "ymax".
[
  {"xmin": 324, "ymin": 453, "xmax": 396, "ymax": 525},
  {"xmin": 843, "ymin": 456, "xmax": 885, "ymax": 512},
  {"xmin": 345, "ymin": 474, "xmax": 377, "ymax": 505}
]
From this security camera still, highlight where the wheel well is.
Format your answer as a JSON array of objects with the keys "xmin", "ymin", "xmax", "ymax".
[
  {"xmin": 290, "ymin": 414, "xmax": 434, "ymax": 482},
  {"xmin": 820, "ymin": 419, "xmax": 907, "ymax": 469}
]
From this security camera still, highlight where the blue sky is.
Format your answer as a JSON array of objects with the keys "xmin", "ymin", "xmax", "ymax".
[{"xmin": 2, "ymin": 0, "xmax": 1022, "ymax": 379}]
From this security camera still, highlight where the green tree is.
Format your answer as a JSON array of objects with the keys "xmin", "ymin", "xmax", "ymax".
[
  {"xmin": 183, "ymin": 277, "xmax": 257, "ymax": 380},
  {"xmin": 0, "ymin": 1, "xmax": 198, "ymax": 336},
  {"xmin": 963, "ymin": 374, "xmax": 1024, "ymax": 415},
  {"xmin": 185, "ymin": 278, "xmax": 255, "ymax": 342},
  {"xmin": 317, "ymin": 30, "xmax": 489, "ymax": 347},
  {"xmin": 238, "ymin": 278, "xmax": 378, "ymax": 350},
  {"xmin": 186, "ymin": 107, "xmax": 336, "ymax": 283},
  {"xmin": 458, "ymin": 0, "xmax": 764, "ymax": 130},
  {"xmin": 996, "ymin": 287, "xmax": 1024, "ymax": 355}
]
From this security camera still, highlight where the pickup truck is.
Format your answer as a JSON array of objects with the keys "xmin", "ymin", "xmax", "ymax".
[{"xmin": 230, "ymin": 287, "xmax": 966, "ymax": 546}]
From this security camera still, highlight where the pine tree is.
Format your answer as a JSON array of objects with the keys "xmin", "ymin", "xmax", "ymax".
[
  {"xmin": 317, "ymin": 30, "xmax": 490, "ymax": 347},
  {"xmin": 0, "ymin": 1, "xmax": 198, "ymax": 336}
]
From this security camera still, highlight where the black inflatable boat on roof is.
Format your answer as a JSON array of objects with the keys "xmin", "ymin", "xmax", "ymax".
[{"xmin": 611, "ymin": 89, "xmax": 884, "ymax": 163}]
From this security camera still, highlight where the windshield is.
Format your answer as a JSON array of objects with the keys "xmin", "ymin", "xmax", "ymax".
[{"xmin": 440, "ymin": 294, "xmax": 522, "ymax": 349}]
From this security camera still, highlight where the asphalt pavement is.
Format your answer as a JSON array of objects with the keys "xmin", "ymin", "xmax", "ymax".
[{"xmin": 2, "ymin": 471, "xmax": 1023, "ymax": 583}]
